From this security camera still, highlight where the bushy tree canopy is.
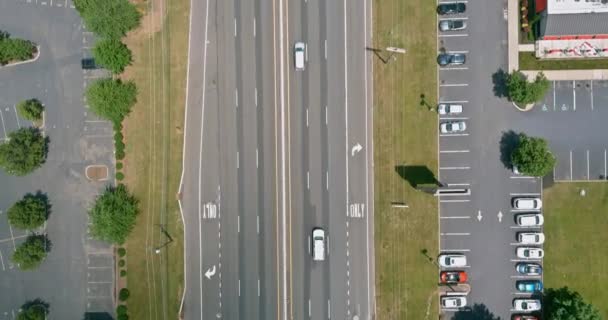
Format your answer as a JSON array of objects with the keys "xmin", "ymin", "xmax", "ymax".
[
  {"xmin": 93, "ymin": 39, "xmax": 132, "ymax": 74},
  {"xmin": 17, "ymin": 99, "xmax": 44, "ymax": 122},
  {"xmin": 506, "ymin": 71, "xmax": 550, "ymax": 105},
  {"xmin": 85, "ymin": 78, "xmax": 137, "ymax": 125},
  {"xmin": 16, "ymin": 299, "xmax": 49, "ymax": 320},
  {"xmin": 73, "ymin": 0, "xmax": 141, "ymax": 39},
  {"xmin": 0, "ymin": 127, "xmax": 48, "ymax": 176},
  {"xmin": 89, "ymin": 184, "xmax": 139, "ymax": 244},
  {"xmin": 511, "ymin": 133, "xmax": 556, "ymax": 177},
  {"xmin": 7, "ymin": 193, "xmax": 49, "ymax": 230},
  {"xmin": 12, "ymin": 235, "xmax": 49, "ymax": 270},
  {"xmin": 544, "ymin": 287, "xmax": 601, "ymax": 320},
  {"xmin": 0, "ymin": 31, "xmax": 36, "ymax": 65}
]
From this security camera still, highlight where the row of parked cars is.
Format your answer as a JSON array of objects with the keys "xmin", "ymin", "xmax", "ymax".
[{"xmin": 437, "ymin": 3, "xmax": 468, "ymax": 66}]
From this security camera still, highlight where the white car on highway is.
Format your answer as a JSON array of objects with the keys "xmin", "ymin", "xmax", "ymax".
[
  {"xmin": 513, "ymin": 299, "xmax": 541, "ymax": 312},
  {"xmin": 441, "ymin": 296, "xmax": 467, "ymax": 308},
  {"xmin": 294, "ymin": 42, "xmax": 306, "ymax": 71},
  {"xmin": 440, "ymin": 121, "xmax": 467, "ymax": 134},
  {"xmin": 518, "ymin": 232, "xmax": 545, "ymax": 244},
  {"xmin": 438, "ymin": 103, "xmax": 463, "ymax": 115},
  {"xmin": 312, "ymin": 228, "xmax": 325, "ymax": 261},
  {"xmin": 516, "ymin": 213, "xmax": 544, "ymax": 226},
  {"xmin": 517, "ymin": 247, "xmax": 544, "ymax": 259},
  {"xmin": 438, "ymin": 254, "xmax": 467, "ymax": 267},
  {"xmin": 513, "ymin": 197, "xmax": 542, "ymax": 210}
]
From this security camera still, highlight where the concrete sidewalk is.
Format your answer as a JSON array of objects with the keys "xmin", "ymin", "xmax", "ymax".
[
  {"xmin": 507, "ymin": 0, "xmax": 519, "ymax": 72},
  {"xmin": 522, "ymin": 69, "xmax": 608, "ymax": 80}
]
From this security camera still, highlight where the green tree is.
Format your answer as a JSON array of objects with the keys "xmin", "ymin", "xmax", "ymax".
[
  {"xmin": 16, "ymin": 99, "xmax": 44, "ymax": 122},
  {"xmin": 73, "ymin": 0, "xmax": 141, "ymax": 39},
  {"xmin": 544, "ymin": 287, "xmax": 601, "ymax": 320},
  {"xmin": 0, "ymin": 127, "xmax": 48, "ymax": 176},
  {"xmin": 86, "ymin": 78, "xmax": 137, "ymax": 125},
  {"xmin": 89, "ymin": 184, "xmax": 139, "ymax": 244},
  {"xmin": 506, "ymin": 71, "xmax": 550, "ymax": 105},
  {"xmin": 511, "ymin": 133, "xmax": 556, "ymax": 177},
  {"xmin": 93, "ymin": 39, "xmax": 132, "ymax": 74},
  {"xmin": 7, "ymin": 193, "xmax": 49, "ymax": 230},
  {"xmin": 16, "ymin": 299, "xmax": 49, "ymax": 320},
  {"xmin": 12, "ymin": 235, "xmax": 50, "ymax": 270}
]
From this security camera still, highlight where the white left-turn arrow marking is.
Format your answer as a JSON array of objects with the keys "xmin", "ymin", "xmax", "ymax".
[{"xmin": 205, "ymin": 265, "xmax": 216, "ymax": 279}]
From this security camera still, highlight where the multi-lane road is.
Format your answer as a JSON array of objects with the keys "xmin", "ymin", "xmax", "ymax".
[{"xmin": 178, "ymin": 0, "xmax": 375, "ymax": 319}]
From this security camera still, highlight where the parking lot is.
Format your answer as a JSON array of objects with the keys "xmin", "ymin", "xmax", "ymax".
[
  {"xmin": 436, "ymin": 1, "xmax": 547, "ymax": 319},
  {"xmin": 0, "ymin": 1, "xmax": 114, "ymax": 318}
]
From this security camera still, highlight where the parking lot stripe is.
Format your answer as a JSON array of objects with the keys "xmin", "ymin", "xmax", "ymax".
[
  {"xmin": 440, "ymin": 216, "xmax": 471, "ymax": 219},
  {"xmin": 440, "ymin": 67, "xmax": 469, "ymax": 71},
  {"xmin": 570, "ymin": 150, "xmax": 573, "ymax": 180},
  {"xmin": 510, "ymin": 226, "xmax": 542, "ymax": 229},
  {"xmin": 510, "ymin": 259, "xmax": 542, "ymax": 262},
  {"xmin": 510, "ymin": 175, "xmax": 536, "ymax": 179},
  {"xmin": 12, "ymin": 105, "xmax": 21, "ymax": 128},
  {"xmin": 441, "ymin": 232, "xmax": 470, "ymax": 236},
  {"xmin": 439, "ymin": 83, "xmax": 469, "ymax": 87},
  {"xmin": 0, "ymin": 110, "xmax": 7, "ymax": 140},
  {"xmin": 510, "ymin": 275, "xmax": 541, "ymax": 279},
  {"xmin": 447, "ymin": 183, "xmax": 470, "ymax": 186},
  {"xmin": 439, "ymin": 116, "xmax": 468, "ymax": 120},
  {"xmin": 445, "ymin": 50, "xmax": 469, "ymax": 54},
  {"xmin": 439, "ymin": 133, "xmax": 469, "ymax": 137},
  {"xmin": 440, "ymin": 149, "xmax": 469, "ymax": 153},
  {"xmin": 438, "ymin": 0, "xmax": 468, "ymax": 4},
  {"xmin": 440, "ymin": 199, "xmax": 470, "ymax": 203},
  {"xmin": 438, "ymin": 34, "xmax": 469, "ymax": 38},
  {"xmin": 440, "ymin": 249, "xmax": 471, "ymax": 252},
  {"xmin": 573, "ymin": 80, "xmax": 576, "ymax": 111},
  {"xmin": 438, "ymin": 100, "xmax": 468, "ymax": 104},
  {"xmin": 587, "ymin": 150, "xmax": 590, "ymax": 180},
  {"xmin": 509, "ymin": 192, "xmax": 540, "ymax": 196},
  {"xmin": 440, "ymin": 166, "xmax": 470, "ymax": 170}
]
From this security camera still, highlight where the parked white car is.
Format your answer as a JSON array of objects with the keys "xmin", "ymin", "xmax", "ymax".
[
  {"xmin": 517, "ymin": 247, "xmax": 544, "ymax": 259},
  {"xmin": 513, "ymin": 299, "xmax": 541, "ymax": 312},
  {"xmin": 438, "ymin": 103, "xmax": 463, "ymax": 115},
  {"xmin": 516, "ymin": 213, "xmax": 544, "ymax": 226},
  {"xmin": 438, "ymin": 254, "xmax": 467, "ymax": 267},
  {"xmin": 441, "ymin": 296, "xmax": 467, "ymax": 308},
  {"xmin": 513, "ymin": 197, "xmax": 542, "ymax": 210},
  {"xmin": 440, "ymin": 121, "xmax": 467, "ymax": 134},
  {"xmin": 518, "ymin": 232, "xmax": 545, "ymax": 244}
]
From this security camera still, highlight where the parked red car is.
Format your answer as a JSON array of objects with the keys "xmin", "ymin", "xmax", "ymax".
[
  {"xmin": 512, "ymin": 315, "xmax": 538, "ymax": 320},
  {"xmin": 440, "ymin": 271, "xmax": 467, "ymax": 283}
]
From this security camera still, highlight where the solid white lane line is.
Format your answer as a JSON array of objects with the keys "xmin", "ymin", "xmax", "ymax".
[
  {"xmin": 553, "ymin": 81, "xmax": 556, "ymax": 110},
  {"xmin": 440, "ymin": 216, "xmax": 471, "ymax": 219},
  {"xmin": 439, "ymin": 117, "xmax": 469, "ymax": 120},
  {"xmin": 327, "ymin": 300, "xmax": 331, "ymax": 319},
  {"xmin": 439, "ymin": 67, "xmax": 468, "ymax": 70},
  {"xmin": 306, "ymin": 108, "xmax": 309, "ymax": 127},
  {"xmin": 440, "ymin": 166, "xmax": 470, "ymax": 170},
  {"xmin": 510, "ymin": 176, "xmax": 536, "ymax": 179},
  {"xmin": 510, "ymin": 275, "xmax": 542, "ymax": 279},
  {"xmin": 308, "ymin": 299, "xmax": 311, "ymax": 317},
  {"xmin": 0, "ymin": 251, "xmax": 4, "ymax": 271},
  {"xmin": 238, "ymin": 280, "xmax": 241, "ymax": 296},
  {"xmin": 307, "ymin": 171, "xmax": 310, "ymax": 189},
  {"xmin": 444, "ymin": 50, "xmax": 468, "ymax": 54},
  {"xmin": 326, "ymin": 171, "xmax": 329, "ymax": 190},
  {"xmin": 510, "ymin": 225, "xmax": 542, "ymax": 229},
  {"xmin": 440, "ymin": 149, "xmax": 469, "ymax": 153},
  {"xmin": 9, "ymin": 225, "xmax": 16, "ymax": 251},
  {"xmin": 587, "ymin": 150, "xmax": 590, "ymax": 179},
  {"xmin": 441, "ymin": 232, "xmax": 470, "ymax": 236},
  {"xmin": 570, "ymin": 150, "xmax": 573, "ymax": 180},
  {"xmin": 0, "ymin": 110, "xmax": 6, "ymax": 140}
]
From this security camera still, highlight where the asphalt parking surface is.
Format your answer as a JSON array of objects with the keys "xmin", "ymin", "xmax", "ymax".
[{"xmin": 0, "ymin": 1, "xmax": 114, "ymax": 318}]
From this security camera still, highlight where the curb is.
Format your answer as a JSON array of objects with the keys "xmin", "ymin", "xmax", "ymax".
[
  {"xmin": 511, "ymin": 101, "xmax": 535, "ymax": 112},
  {"xmin": 0, "ymin": 46, "xmax": 41, "ymax": 68}
]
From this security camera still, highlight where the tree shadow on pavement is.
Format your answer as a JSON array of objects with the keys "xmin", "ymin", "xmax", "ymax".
[
  {"xmin": 83, "ymin": 312, "xmax": 113, "ymax": 320},
  {"xmin": 492, "ymin": 68, "xmax": 509, "ymax": 98},
  {"xmin": 499, "ymin": 130, "xmax": 521, "ymax": 169},
  {"xmin": 450, "ymin": 303, "xmax": 501, "ymax": 320},
  {"xmin": 395, "ymin": 165, "xmax": 439, "ymax": 188}
]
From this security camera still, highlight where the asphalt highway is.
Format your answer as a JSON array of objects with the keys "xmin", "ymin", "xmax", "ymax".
[{"xmin": 179, "ymin": 0, "xmax": 374, "ymax": 318}]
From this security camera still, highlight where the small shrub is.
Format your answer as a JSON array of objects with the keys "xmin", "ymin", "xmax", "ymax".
[
  {"xmin": 117, "ymin": 314, "xmax": 129, "ymax": 320},
  {"xmin": 119, "ymin": 288, "xmax": 130, "ymax": 301},
  {"xmin": 116, "ymin": 305, "xmax": 128, "ymax": 315},
  {"xmin": 117, "ymin": 247, "xmax": 126, "ymax": 257},
  {"xmin": 118, "ymin": 259, "xmax": 125, "ymax": 267},
  {"xmin": 116, "ymin": 148, "xmax": 126, "ymax": 160},
  {"xmin": 16, "ymin": 99, "xmax": 44, "ymax": 122},
  {"xmin": 116, "ymin": 162, "xmax": 123, "ymax": 170},
  {"xmin": 120, "ymin": 269, "xmax": 127, "ymax": 277},
  {"xmin": 116, "ymin": 172, "xmax": 125, "ymax": 181}
]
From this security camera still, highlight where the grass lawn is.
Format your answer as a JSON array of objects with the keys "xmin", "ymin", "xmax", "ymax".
[
  {"xmin": 543, "ymin": 182, "xmax": 608, "ymax": 318},
  {"xmin": 373, "ymin": 0, "xmax": 439, "ymax": 318},
  {"xmin": 120, "ymin": 0, "xmax": 189, "ymax": 317},
  {"xmin": 520, "ymin": 52, "xmax": 608, "ymax": 70}
]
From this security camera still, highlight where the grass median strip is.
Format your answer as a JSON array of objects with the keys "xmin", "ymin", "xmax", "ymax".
[
  {"xmin": 520, "ymin": 52, "xmax": 608, "ymax": 70},
  {"xmin": 122, "ymin": 0, "xmax": 189, "ymax": 317},
  {"xmin": 373, "ymin": 0, "xmax": 438, "ymax": 318},
  {"xmin": 543, "ymin": 182, "xmax": 608, "ymax": 319}
]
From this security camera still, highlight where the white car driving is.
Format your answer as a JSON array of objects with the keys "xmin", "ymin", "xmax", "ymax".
[
  {"xmin": 513, "ymin": 299, "xmax": 541, "ymax": 312},
  {"xmin": 438, "ymin": 254, "xmax": 467, "ymax": 267},
  {"xmin": 440, "ymin": 121, "xmax": 467, "ymax": 134},
  {"xmin": 517, "ymin": 232, "xmax": 545, "ymax": 244},
  {"xmin": 513, "ymin": 197, "xmax": 542, "ymax": 210},
  {"xmin": 438, "ymin": 103, "xmax": 463, "ymax": 115},
  {"xmin": 517, "ymin": 247, "xmax": 544, "ymax": 259},
  {"xmin": 516, "ymin": 213, "xmax": 544, "ymax": 226},
  {"xmin": 312, "ymin": 228, "xmax": 325, "ymax": 261},
  {"xmin": 441, "ymin": 296, "xmax": 467, "ymax": 308},
  {"xmin": 294, "ymin": 42, "xmax": 306, "ymax": 71}
]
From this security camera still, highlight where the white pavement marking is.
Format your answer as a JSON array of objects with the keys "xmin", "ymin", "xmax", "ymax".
[
  {"xmin": 324, "ymin": 40, "xmax": 328, "ymax": 60},
  {"xmin": 257, "ymin": 216, "xmax": 260, "ymax": 234},
  {"xmin": 440, "ymin": 199, "xmax": 470, "ymax": 203},
  {"xmin": 573, "ymin": 80, "xmax": 576, "ymax": 111},
  {"xmin": 253, "ymin": 18, "xmax": 256, "ymax": 37},
  {"xmin": 256, "ymin": 149, "xmax": 259, "ymax": 168},
  {"xmin": 440, "ymin": 166, "xmax": 470, "ymax": 170},
  {"xmin": 238, "ymin": 280, "xmax": 241, "ymax": 296},
  {"xmin": 441, "ymin": 232, "xmax": 470, "ymax": 236},
  {"xmin": 0, "ymin": 251, "xmax": 4, "ymax": 270},
  {"xmin": 439, "ymin": 83, "xmax": 468, "ymax": 87},
  {"xmin": 255, "ymin": 87, "xmax": 258, "ymax": 106},
  {"xmin": 237, "ymin": 151, "xmax": 240, "ymax": 168},
  {"xmin": 591, "ymin": 80, "xmax": 594, "ymax": 110},
  {"xmin": 510, "ymin": 225, "xmax": 542, "ymax": 229},
  {"xmin": 13, "ymin": 105, "xmax": 21, "ymax": 128},
  {"xmin": 604, "ymin": 149, "xmax": 607, "ymax": 177},
  {"xmin": 235, "ymin": 89, "xmax": 239, "ymax": 107},
  {"xmin": 509, "ymin": 192, "xmax": 540, "ymax": 196},
  {"xmin": 237, "ymin": 216, "xmax": 240, "ymax": 233},
  {"xmin": 445, "ymin": 50, "xmax": 469, "ymax": 54},
  {"xmin": 510, "ymin": 176, "xmax": 536, "ymax": 179},
  {"xmin": 325, "ymin": 106, "xmax": 328, "ymax": 124},
  {"xmin": 510, "ymin": 275, "xmax": 542, "ymax": 279},
  {"xmin": 234, "ymin": 18, "xmax": 237, "ymax": 37},
  {"xmin": 570, "ymin": 150, "xmax": 573, "ymax": 180},
  {"xmin": 438, "ymin": 100, "xmax": 468, "ymax": 103},
  {"xmin": 438, "ymin": 34, "xmax": 468, "ymax": 38},
  {"xmin": 307, "ymin": 171, "xmax": 310, "ymax": 189},
  {"xmin": 0, "ymin": 110, "xmax": 6, "ymax": 140},
  {"xmin": 439, "ymin": 133, "xmax": 469, "ymax": 137},
  {"xmin": 440, "ymin": 249, "xmax": 471, "ymax": 252},
  {"xmin": 439, "ymin": 67, "xmax": 468, "ymax": 71},
  {"xmin": 308, "ymin": 299, "xmax": 311, "ymax": 317},
  {"xmin": 306, "ymin": 108, "xmax": 309, "ymax": 127},
  {"xmin": 440, "ymin": 149, "xmax": 469, "ymax": 153},
  {"xmin": 326, "ymin": 171, "xmax": 329, "ymax": 190},
  {"xmin": 279, "ymin": 0, "xmax": 289, "ymax": 314},
  {"xmin": 258, "ymin": 279, "xmax": 260, "ymax": 296},
  {"xmin": 440, "ymin": 216, "xmax": 471, "ymax": 219},
  {"xmin": 439, "ymin": 116, "xmax": 469, "ymax": 120},
  {"xmin": 447, "ymin": 183, "xmax": 470, "ymax": 186},
  {"xmin": 511, "ymin": 259, "xmax": 542, "ymax": 262},
  {"xmin": 587, "ymin": 150, "xmax": 590, "ymax": 179},
  {"xmin": 9, "ymin": 226, "xmax": 16, "ymax": 251},
  {"xmin": 327, "ymin": 300, "xmax": 331, "ymax": 319},
  {"xmin": 553, "ymin": 81, "xmax": 556, "ymax": 110}
]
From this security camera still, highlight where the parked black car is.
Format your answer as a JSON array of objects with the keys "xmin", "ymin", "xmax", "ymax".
[{"xmin": 437, "ymin": 2, "xmax": 466, "ymax": 15}]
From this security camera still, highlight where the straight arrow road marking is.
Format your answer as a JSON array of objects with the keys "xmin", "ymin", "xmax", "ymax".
[
  {"xmin": 477, "ymin": 210, "xmax": 482, "ymax": 221},
  {"xmin": 498, "ymin": 211, "xmax": 503, "ymax": 222}
]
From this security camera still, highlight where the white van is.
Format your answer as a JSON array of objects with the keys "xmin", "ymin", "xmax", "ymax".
[
  {"xmin": 312, "ymin": 228, "xmax": 325, "ymax": 261},
  {"xmin": 294, "ymin": 42, "xmax": 306, "ymax": 71}
]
